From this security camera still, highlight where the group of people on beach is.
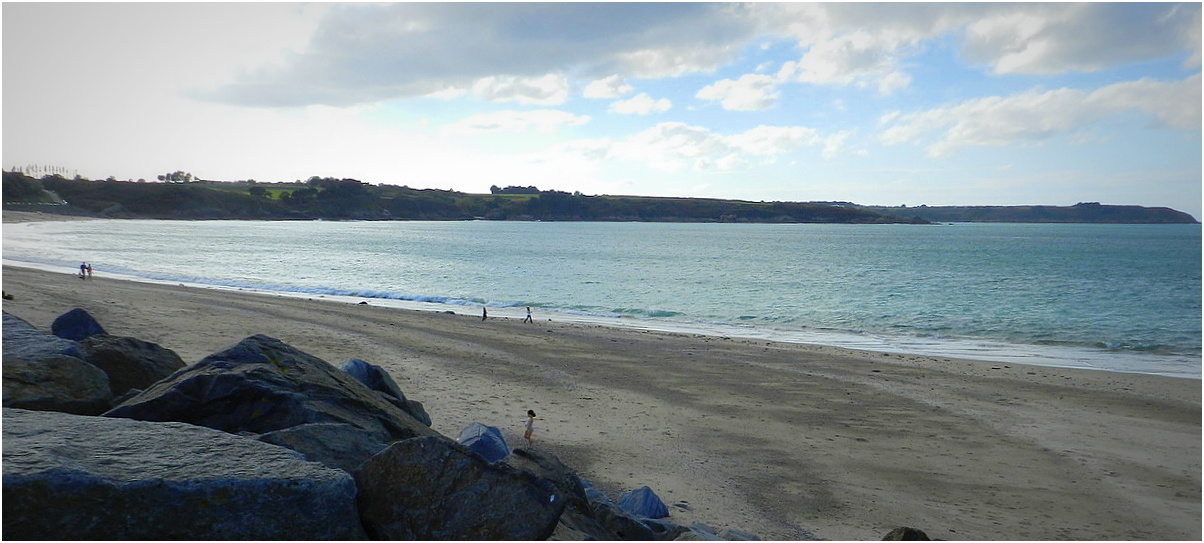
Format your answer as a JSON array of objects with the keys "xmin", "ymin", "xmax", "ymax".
[
  {"xmin": 481, "ymin": 306, "xmax": 536, "ymax": 323},
  {"xmin": 77, "ymin": 262, "xmax": 93, "ymax": 280}
]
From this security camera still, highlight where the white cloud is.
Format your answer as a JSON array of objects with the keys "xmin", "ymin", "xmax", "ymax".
[
  {"xmin": 609, "ymin": 93, "xmax": 672, "ymax": 115},
  {"xmin": 962, "ymin": 3, "xmax": 1202, "ymax": 74},
  {"xmin": 441, "ymin": 110, "xmax": 590, "ymax": 136},
  {"xmin": 472, "ymin": 75, "xmax": 569, "ymax": 105},
  {"xmin": 879, "ymin": 75, "xmax": 1202, "ymax": 157},
  {"xmin": 583, "ymin": 75, "xmax": 634, "ymax": 98},
  {"xmin": 696, "ymin": 74, "xmax": 780, "ymax": 111},
  {"xmin": 766, "ymin": 3, "xmax": 1200, "ymax": 95},
  {"xmin": 199, "ymin": 3, "xmax": 764, "ymax": 107},
  {"xmin": 554, "ymin": 122, "xmax": 843, "ymax": 173}
]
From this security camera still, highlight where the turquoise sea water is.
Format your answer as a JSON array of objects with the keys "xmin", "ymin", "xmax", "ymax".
[{"xmin": 4, "ymin": 220, "xmax": 1200, "ymax": 378}]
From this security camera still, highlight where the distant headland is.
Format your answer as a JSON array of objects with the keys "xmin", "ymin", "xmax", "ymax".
[{"xmin": 3, "ymin": 171, "xmax": 1197, "ymax": 224}]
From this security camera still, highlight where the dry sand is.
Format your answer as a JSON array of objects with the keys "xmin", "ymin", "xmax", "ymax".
[{"xmin": 2, "ymin": 214, "xmax": 1200, "ymax": 540}]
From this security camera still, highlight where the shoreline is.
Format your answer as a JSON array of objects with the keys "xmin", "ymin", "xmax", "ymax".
[
  {"xmin": 4, "ymin": 253, "xmax": 1198, "ymax": 380},
  {"xmin": 2, "ymin": 264, "xmax": 1199, "ymax": 540}
]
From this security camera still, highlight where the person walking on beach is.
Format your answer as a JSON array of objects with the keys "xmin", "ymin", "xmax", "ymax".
[
  {"xmin": 523, "ymin": 409, "xmax": 536, "ymax": 446},
  {"xmin": 523, "ymin": 307, "xmax": 533, "ymax": 323},
  {"xmin": 85, "ymin": 263, "xmax": 93, "ymax": 279},
  {"xmin": 482, "ymin": 307, "xmax": 488, "ymax": 321},
  {"xmin": 78, "ymin": 262, "xmax": 87, "ymax": 280}
]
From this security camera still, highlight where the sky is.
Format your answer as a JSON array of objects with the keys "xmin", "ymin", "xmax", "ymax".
[{"xmin": 4, "ymin": 2, "xmax": 1202, "ymax": 218}]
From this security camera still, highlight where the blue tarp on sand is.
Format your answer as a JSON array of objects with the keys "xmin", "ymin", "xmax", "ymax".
[
  {"xmin": 618, "ymin": 485, "xmax": 669, "ymax": 519},
  {"xmin": 456, "ymin": 422, "xmax": 510, "ymax": 463}
]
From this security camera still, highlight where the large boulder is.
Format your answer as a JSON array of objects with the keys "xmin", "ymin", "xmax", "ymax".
[
  {"xmin": 104, "ymin": 334, "xmax": 438, "ymax": 445},
  {"xmin": 355, "ymin": 436, "xmax": 566, "ymax": 540},
  {"xmin": 3, "ymin": 312, "xmax": 84, "ymax": 360},
  {"xmin": 2, "ymin": 354, "xmax": 113, "ymax": 415},
  {"xmin": 339, "ymin": 358, "xmax": 431, "ymax": 426},
  {"xmin": 2, "ymin": 312, "xmax": 112, "ymax": 415},
  {"xmin": 77, "ymin": 334, "xmax": 186, "ymax": 396},
  {"xmin": 457, "ymin": 421, "xmax": 510, "ymax": 462},
  {"xmin": 619, "ymin": 485, "xmax": 671, "ymax": 519},
  {"xmin": 505, "ymin": 447, "xmax": 658, "ymax": 540},
  {"xmin": 50, "ymin": 307, "xmax": 107, "ymax": 341},
  {"xmin": 257, "ymin": 422, "xmax": 391, "ymax": 473},
  {"xmin": 2, "ymin": 408, "xmax": 366, "ymax": 540}
]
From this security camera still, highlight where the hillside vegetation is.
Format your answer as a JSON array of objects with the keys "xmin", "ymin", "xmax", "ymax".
[
  {"xmin": 860, "ymin": 203, "xmax": 1198, "ymax": 224},
  {"xmin": 5, "ymin": 172, "xmax": 1196, "ymax": 224},
  {"xmin": 2, "ymin": 173, "xmax": 925, "ymax": 224}
]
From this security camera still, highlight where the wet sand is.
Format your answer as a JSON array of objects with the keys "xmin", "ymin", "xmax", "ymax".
[{"xmin": 1, "ymin": 215, "xmax": 1199, "ymax": 540}]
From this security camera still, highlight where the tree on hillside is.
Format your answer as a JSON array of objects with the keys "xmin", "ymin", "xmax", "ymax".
[{"xmin": 157, "ymin": 171, "xmax": 194, "ymax": 183}]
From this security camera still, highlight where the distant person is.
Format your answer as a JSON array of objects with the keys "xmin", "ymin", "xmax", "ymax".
[
  {"xmin": 523, "ymin": 409, "xmax": 536, "ymax": 446},
  {"xmin": 85, "ymin": 263, "xmax": 93, "ymax": 279},
  {"xmin": 523, "ymin": 307, "xmax": 533, "ymax": 323},
  {"xmin": 482, "ymin": 307, "xmax": 488, "ymax": 321},
  {"xmin": 78, "ymin": 262, "xmax": 87, "ymax": 280}
]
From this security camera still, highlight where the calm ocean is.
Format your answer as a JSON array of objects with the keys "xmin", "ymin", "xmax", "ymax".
[{"xmin": 4, "ymin": 220, "xmax": 1200, "ymax": 378}]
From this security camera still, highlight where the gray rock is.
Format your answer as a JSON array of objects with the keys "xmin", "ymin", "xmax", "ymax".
[
  {"xmin": 355, "ymin": 436, "xmax": 566, "ymax": 540},
  {"xmin": 458, "ymin": 421, "xmax": 510, "ymax": 462},
  {"xmin": 3, "ymin": 312, "xmax": 84, "ymax": 360},
  {"xmin": 2, "ymin": 408, "xmax": 366, "ymax": 540},
  {"xmin": 619, "ymin": 485, "xmax": 671, "ymax": 519},
  {"xmin": 339, "ymin": 358, "xmax": 431, "ymax": 426},
  {"xmin": 505, "ymin": 448, "xmax": 619, "ymax": 540},
  {"xmin": 3, "ymin": 354, "xmax": 112, "ymax": 415},
  {"xmin": 882, "ymin": 526, "xmax": 931, "ymax": 540},
  {"xmin": 257, "ymin": 422, "xmax": 391, "ymax": 473},
  {"xmin": 104, "ymin": 334, "xmax": 438, "ymax": 443},
  {"xmin": 78, "ymin": 334, "xmax": 186, "ymax": 396},
  {"xmin": 51, "ymin": 307, "xmax": 107, "ymax": 341}
]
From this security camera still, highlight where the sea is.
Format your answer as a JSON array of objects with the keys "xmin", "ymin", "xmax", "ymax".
[{"xmin": 3, "ymin": 219, "xmax": 1200, "ymax": 379}]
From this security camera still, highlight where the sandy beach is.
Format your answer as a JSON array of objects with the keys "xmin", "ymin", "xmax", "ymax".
[{"xmin": 2, "ymin": 214, "xmax": 1200, "ymax": 540}]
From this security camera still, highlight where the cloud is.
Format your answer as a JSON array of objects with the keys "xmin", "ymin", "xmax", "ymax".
[
  {"xmin": 879, "ymin": 75, "xmax": 1201, "ymax": 157},
  {"xmin": 766, "ymin": 3, "xmax": 1200, "ymax": 94},
  {"xmin": 696, "ymin": 74, "xmax": 780, "ymax": 111},
  {"xmin": 609, "ymin": 93, "xmax": 672, "ymax": 115},
  {"xmin": 583, "ymin": 75, "xmax": 634, "ymax": 98},
  {"xmin": 961, "ymin": 3, "xmax": 1202, "ymax": 74},
  {"xmin": 778, "ymin": 31, "xmax": 917, "ymax": 95},
  {"xmin": 471, "ymin": 74, "xmax": 569, "ymax": 105},
  {"xmin": 555, "ymin": 122, "xmax": 844, "ymax": 173},
  {"xmin": 440, "ymin": 110, "xmax": 590, "ymax": 136},
  {"xmin": 200, "ymin": 3, "xmax": 763, "ymax": 107}
]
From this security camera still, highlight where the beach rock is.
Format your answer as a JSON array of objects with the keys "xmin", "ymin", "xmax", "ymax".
[
  {"xmin": 354, "ymin": 436, "xmax": 565, "ymax": 540},
  {"xmin": 2, "ymin": 408, "xmax": 366, "ymax": 540},
  {"xmin": 575, "ymin": 480, "xmax": 659, "ymax": 540},
  {"xmin": 77, "ymin": 334, "xmax": 186, "ymax": 396},
  {"xmin": 3, "ymin": 312, "xmax": 85, "ymax": 360},
  {"xmin": 592, "ymin": 498, "xmax": 660, "ymax": 540},
  {"xmin": 257, "ymin": 422, "xmax": 390, "ymax": 473},
  {"xmin": 458, "ymin": 421, "xmax": 510, "ymax": 462},
  {"xmin": 339, "ymin": 358, "xmax": 431, "ymax": 426},
  {"xmin": 619, "ymin": 485, "xmax": 671, "ymax": 519},
  {"xmin": 1, "ymin": 312, "xmax": 112, "ymax": 414},
  {"xmin": 103, "ymin": 334, "xmax": 439, "ymax": 444},
  {"xmin": 2, "ymin": 353, "xmax": 113, "ymax": 415},
  {"xmin": 504, "ymin": 448, "xmax": 622, "ymax": 540},
  {"xmin": 882, "ymin": 526, "xmax": 931, "ymax": 540},
  {"xmin": 50, "ymin": 307, "xmax": 107, "ymax": 341}
]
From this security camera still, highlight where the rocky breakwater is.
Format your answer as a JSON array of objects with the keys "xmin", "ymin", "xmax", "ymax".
[{"xmin": 2, "ymin": 309, "xmax": 761, "ymax": 540}]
